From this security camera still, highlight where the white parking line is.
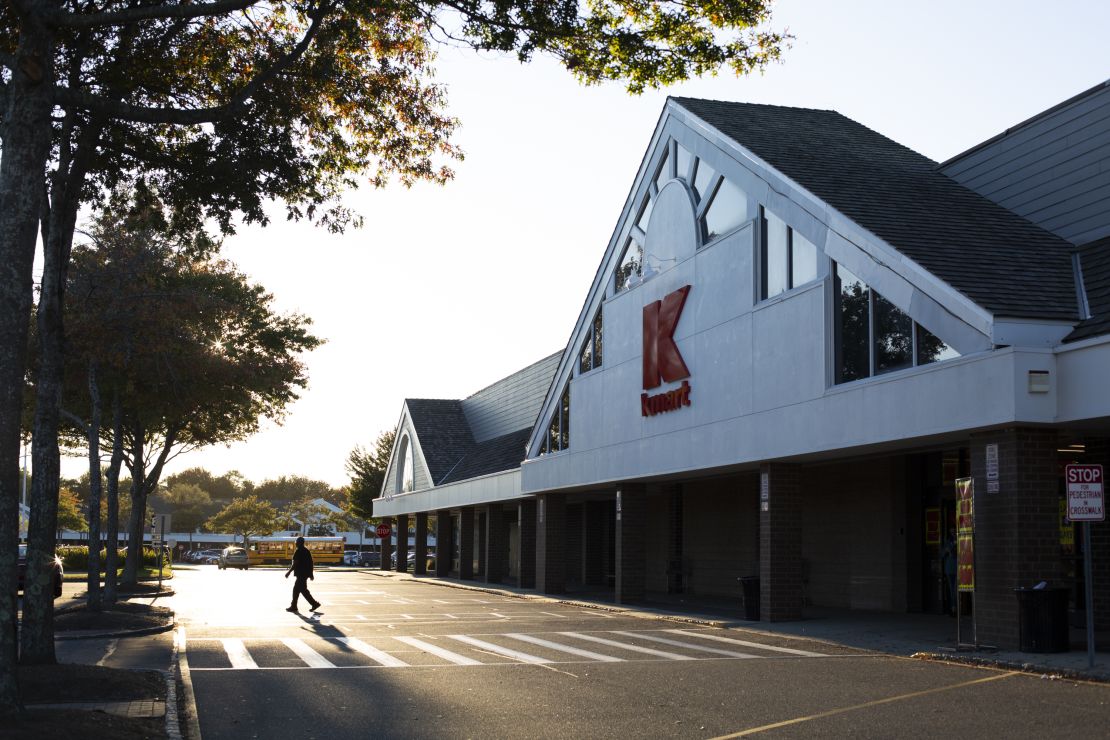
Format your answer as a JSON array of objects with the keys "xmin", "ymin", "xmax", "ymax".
[
  {"xmin": 337, "ymin": 637, "xmax": 408, "ymax": 667},
  {"xmin": 393, "ymin": 636, "xmax": 481, "ymax": 665},
  {"xmin": 221, "ymin": 638, "xmax": 258, "ymax": 669},
  {"xmin": 559, "ymin": 632, "xmax": 694, "ymax": 660},
  {"xmin": 281, "ymin": 638, "xmax": 335, "ymax": 669},
  {"xmin": 505, "ymin": 633, "xmax": 623, "ymax": 662},
  {"xmin": 610, "ymin": 631, "xmax": 759, "ymax": 658},
  {"xmin": 447, "ymin": 635, "xmax": 552, "ymax": 664},
  {"xmin": 663, "ymin": 630, "xmax": 828, "ymax": 657},
  {"xmin": 356, "ymin": 615, "xmax": 367, "ymax": 621}
]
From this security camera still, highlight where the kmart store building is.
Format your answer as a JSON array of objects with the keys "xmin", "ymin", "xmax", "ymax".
[{"xmin": 374, "ymin": 83, "xmax": 1110, "ymax": 649}]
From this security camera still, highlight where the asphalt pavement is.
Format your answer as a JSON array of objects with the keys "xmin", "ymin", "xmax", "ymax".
[{"xmin": 139, "ymin": 566, "xmax": 1110, "ymax": 739}]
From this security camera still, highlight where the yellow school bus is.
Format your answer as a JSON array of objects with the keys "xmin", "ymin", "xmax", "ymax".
[{"xmin": 247, "ymin": 536, "xmax": 345, "ymax": 565}]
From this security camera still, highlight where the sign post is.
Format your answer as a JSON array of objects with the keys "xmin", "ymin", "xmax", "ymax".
[{"xmin": 1066, "ymin": 463, "xmax": 1104, "ymax": 669}]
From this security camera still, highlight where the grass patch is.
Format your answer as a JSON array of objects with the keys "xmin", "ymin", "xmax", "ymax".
[
  {"xmin": 64, "ymin": 565, "xmax": 173, "ymax": 583},
  {"xmin": 19, "ymin": 663, "xmax": 165, "ymax": 703}
]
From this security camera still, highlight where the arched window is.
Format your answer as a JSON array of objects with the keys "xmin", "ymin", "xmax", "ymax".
[{"xmin": 396, "ymin": 435, "xmax": 415, "ymax": 493}]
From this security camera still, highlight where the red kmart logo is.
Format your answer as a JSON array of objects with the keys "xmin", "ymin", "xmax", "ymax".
[{"xmin": 642, "ymin": 285, "xmax": 692, "ymax": 416}]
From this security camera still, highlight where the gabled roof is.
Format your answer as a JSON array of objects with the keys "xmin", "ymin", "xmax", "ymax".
[
  {"xmin": 404, "ymin": 399, "xmax": 475, "ymax": 485},
  {"xmin": 1066, "ymin": 236, "xmax": 1110, "ymax": 342},
  {"xmin": 672, "ymin": 98, "xmax": 1079, "ymax": 321},
  {"xmin": 439, "ymin": 428, "xmax": 533, "ymax": 485}
]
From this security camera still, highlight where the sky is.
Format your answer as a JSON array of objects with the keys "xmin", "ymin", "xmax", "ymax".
[{"xmin": 53, "ymin": 0, "xmax": 1110, "ymax": 488}]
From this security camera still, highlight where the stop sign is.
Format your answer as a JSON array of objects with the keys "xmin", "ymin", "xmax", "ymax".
[{"xmin": 376, "ymin": 523, "xmax": 392, "ymax": 539}]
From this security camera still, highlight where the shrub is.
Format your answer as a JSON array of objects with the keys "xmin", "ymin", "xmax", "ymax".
[{"xmin": 58, "ymin": 545, "xmax": 169, "ymax": 571}]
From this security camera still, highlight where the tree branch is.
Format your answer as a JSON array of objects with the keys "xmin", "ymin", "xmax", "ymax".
[
  {"xmin": 50, "ymin": 1, "xmax": 332, "ymax": 124},
  {"xmin": 43, "ymin": 0, "xmax": 263, "ymax": 30},
  {"xmin": 60, "ymin": 408, "xmax": 89, "ymax": 434}
]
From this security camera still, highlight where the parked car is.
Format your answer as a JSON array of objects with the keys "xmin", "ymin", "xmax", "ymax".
[
  {"xmin": 217, "ymin": 546, "xmax": 250, "ymax": 570},
  {"xmin": 390, "ymin": 551, "xmax": 436, "ymax": 571},
  {"xmin": 191, "ymin": 549, "xmax": 222, "ymax": 564},
  {"xmin": 16, "ymin": 544, "xmax": 63, "ymax": 598},
  {"xmin": 343, "ymin": 550, "xmax": 361, "ymax": 565},
  {"xmin": 357, "ymin": 552, "xmax": 381, "ymax": 567}
]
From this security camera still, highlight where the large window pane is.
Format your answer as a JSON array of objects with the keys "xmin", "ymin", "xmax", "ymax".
[
  {"xmin": 593, "ymin": 310, "xmax": 603, "ymax": 368},
  {"xmin": 792, "ymin": 230, "xmax": 818, "ymax": 287},
  {"xmin": 874, "ymin": 293, "xmax": 913, "ymax": 374},
  {"xmin": 693, "ymin": 160, "xmax": 717, "ymax": 202},
  {"xmin": 703, "ymin": 178, "xmax": 749, "ymax": 242},
  {"xmin": 579, "ymin": 332, "xmax": 593, "ymax": 374},
  {"xmin": 654, "ymin": 148, "xmax": 671, "ymax": 192},
  {"xmin": 637, "ymin": 195, "xmax": 653, "ymax": 231},
  {"xmin": 916, "ymin": 324, "xmax": 960, "ymax": 365},
  {"xmin": 559, "ymin": 386, "xmax": 570, "ymax": 450},
  {"xmin": 615, "ymin": 238, "xmax": 643, "ymax": 292},
  {"xmin": 836, "ymin": 264, "xmax": 870, "ymax": 383},
  {"xmin": 762, "ymin": 208, "xmax": 788, "ymax": 298},
  {"xmin": 676, "ymin": 144, "xmax": 693, "ymax": 181}
]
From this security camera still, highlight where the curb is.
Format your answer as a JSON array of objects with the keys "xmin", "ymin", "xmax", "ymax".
[
  {"xmin": 912, "ymin": 651, "xmax": 1110, "ymax": 684},
  {"xmin": 55, "ymin": 619, "xmax": 177, "ymax": 641},
  {"xmin": 171, "ymin": 627, "xmax": 203, "ymax": 740}
]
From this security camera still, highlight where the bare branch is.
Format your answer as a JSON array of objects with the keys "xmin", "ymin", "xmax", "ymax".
[
  {"xmin": 60, "ymin": 408, "xmax": 90, "ymax": 434},
  {"xmin": 43, "ymin": 0, "xmax": 263, "ymax": 30}
]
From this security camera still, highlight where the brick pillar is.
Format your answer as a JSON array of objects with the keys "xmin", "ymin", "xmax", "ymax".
[
  {"xmin": 536, "ymin": 493, "xmax": 566, "ymax": 594},
  {"xmin": 583, "ymin": 501, "xmax": 606, "ymax": 587},
  {"xmin": 380, "ymin": 517, "xmax": 394, "ymax": 572},
  {"xmin": 434, "ymin": 511, "xmax": 451, "ymax": 577},
  {"xmin": 459, "ymin": 507, "xmax": 475, "ymax": 580},
  {"xmin": 1087, "ymin": 438, "xmax": 1110, "ymax": 630},
  {"xmin": 519, "ymin": 500, "xmax": 536, "ymax": 589},
  {"xmin": 477, "ymin": 511, "xmax": 487, "ymax": 580},
  {"xmin": 486, "ymin": 503, "xmax": 508, "ymax": 585},
  {"xmin": 616, "ymin": 484, "xmax": 647, "ymax": 605},
  {"xmin": 759, "ymin": 463, "xmax": 803, "ymax": 621},
  {"xmin": 414, "ymin": 512, "xmax": 428, "ymax": 576},
  {"xmin": 395, "ymin": 514, "xmax": 410, "ymax": 572},
  {"xmin": 971, "ymin": 428, "xmax": 1062, "ymax": 649},
  {"xmin": 668, "ymin": 485, "xmax": 685, "ymax": 594}
]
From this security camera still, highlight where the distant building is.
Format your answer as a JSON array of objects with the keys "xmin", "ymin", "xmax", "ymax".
[{"xmin": 375, "ymin": 83, "xmax": 1110, "ymax": 650}]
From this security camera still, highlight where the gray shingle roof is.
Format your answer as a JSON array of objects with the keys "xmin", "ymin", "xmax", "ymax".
[
  {"xmin": 439, "ymin": 428, "xmax": 532, "ymax": 485},
  {"xmin": 672, "ymin": 98, "xmax": 1079, "ymax": 321},
  {"xmin": 404, "ymin": 399, "xmax": 474, "ymax": 485},
  {"xmin": 1066, "ymin": 237, "xmax": 1110, "ymax": 342}
]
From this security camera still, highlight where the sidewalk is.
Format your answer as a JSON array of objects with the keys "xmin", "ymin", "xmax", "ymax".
[{"xmin": 365, "ymin": 569, "xmax": 1110, "ymax": 682}]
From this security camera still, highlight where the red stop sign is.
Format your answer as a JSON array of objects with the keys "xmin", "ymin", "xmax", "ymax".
[{"xmin": 376, "ymin": 523, "xmax": 392, "ymax": 539}]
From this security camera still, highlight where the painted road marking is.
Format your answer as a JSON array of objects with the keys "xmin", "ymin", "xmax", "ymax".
[
  {"xmin": 447, "ymin": 635, "xmax": 553, "ymax": 664},
  {"xmin": 393, "ymin": 636, "xmax": 482, "ymax": 666},
  {"xmin": 611, "ymin": 631, "xmax": 760, "ymax": 659},
  {"xmin": 221, "ymin": 638, "xmax": 258, "ymax": 669},
  {"xmin": 281, "ymin": 638, "xmax": 335, "ymax": 669},
  {"xmin": 664, "ymin": 630, "xmax": 828, "ymax": 657},
  {"xmin": 505, "ymin": 633, "xmax": 624, "ymax": 662},
  {"xmin": 337, "ymin": 637, "xmax": 409, "ymax": 668},
  {"xmin": 558, "ymin": 632, "xmax": 695, "ymax": 660}
]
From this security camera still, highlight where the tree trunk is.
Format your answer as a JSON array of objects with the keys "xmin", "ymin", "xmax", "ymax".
[
  {"xmin": 85, "ymin": 364, "xmax": 103, "ymax": 611},
  {"xmin": 121, "ymin": 428, "xmax": 146, "ymax": 588},
  {"xmin": 103, "ymin": 395, "xmax": 124, "ymax": 604},
  {"xmin": 0, "ymin": 9, "xmax": 58, "ymax": 712},
  {"xmin": 23, "ymin": 121, "xmax": 91, "ymax": 665}
]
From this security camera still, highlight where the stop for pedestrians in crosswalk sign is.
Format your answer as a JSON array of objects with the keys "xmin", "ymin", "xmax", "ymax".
[
  {"xmin": 376, "ymin": 523, "xmax": 392, "ymax": 538},
  {"xmin": 1066, "ymin": 464, "xmax": 1105, "ymax": 521}
]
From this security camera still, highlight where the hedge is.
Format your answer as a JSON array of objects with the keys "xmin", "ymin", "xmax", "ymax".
[{"xmin": 58, "ymin": 545, "xmax": 168, "ymax": 572}]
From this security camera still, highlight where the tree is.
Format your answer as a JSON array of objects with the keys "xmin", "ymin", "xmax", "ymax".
[
  {"xmin": 0, "ymin": 0, "xmax": 786, "ymax": 714},
  {"xmin": 346, "ymin": 429, "xmax": 396, "ymax": 521},
  {"xmin": 164, "ymin": 468, "xmax": 251, "ymax": 503},
  {"xmin": 255, "ymin": 476, "xmax": 343, "ymax": 506},
  {"xmin": 283, "ymin": 495, "xmax": 333, "ymax": 536},
  {"xmin": 55, "ymin": 487, "xmax": 86, "ymax": 534},
  {"xmin": 152, "ymin": 483, "xmax": 213, "ymax": 535},
  {"xmin": 205, "ymin": 495, "xmax": 280, "ymax": 548}
]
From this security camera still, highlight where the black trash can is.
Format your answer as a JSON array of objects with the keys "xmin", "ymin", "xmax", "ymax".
[
  {"xmin": 1014, "ymin": 587, "xmax": 1069, "ymax": 653},
  {"xmin": 739, "ymin": 576, "xmax": 760, "ymax": 621}
]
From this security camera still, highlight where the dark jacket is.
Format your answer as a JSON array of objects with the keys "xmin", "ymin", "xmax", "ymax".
[{"xmin": 291, "ymin": 545, "xmax": 314, "ymax": 579}]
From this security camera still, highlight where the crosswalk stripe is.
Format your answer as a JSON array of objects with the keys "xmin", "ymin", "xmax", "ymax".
[
  {"xmin": 336, "ymin": 637, "xmax": 408, "ymax": 667},
  {"xmin": 611, "ymin": 631, "xmax": 759, "ymax": 658},
  {"xmin": 504, "ymin": 633, "xmax": 623, "ymax": 662},
  {"xmin": 393, "ymin": 636, "xmax": 482, "ymax": 665},
  {"xmin": 221, "ymin": 638, "xmax": 258, "ymax": 669},
  {"xmin": 281, "ymin": 638, "xmax": 335, "ymax": 668},
  {"xmin": 558, "ymin": 632, "xmax": 694, "ymax": 660},
  {"xmin": 664, "ymin": 630, "xmax": 828, "ymax": 657},
  {"xmin": 447, "ymin": 635, "xmax": 552, "ymax": 664}
]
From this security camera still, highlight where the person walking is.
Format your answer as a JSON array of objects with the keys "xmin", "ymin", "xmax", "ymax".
[{"xmin": 285, "ymin": 536, "xmax": 321, "ymax": 613}]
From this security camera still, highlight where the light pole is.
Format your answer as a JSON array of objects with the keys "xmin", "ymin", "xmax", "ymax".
[{"xmin": 20, "ymin": 440, "xmax": 29, "ymax": 509}]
